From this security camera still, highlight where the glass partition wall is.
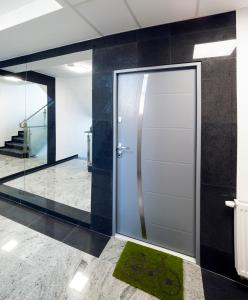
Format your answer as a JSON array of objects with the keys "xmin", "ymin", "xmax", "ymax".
[
  {"xmin": 0, "ymin": 70, "xmax": 27, "ymax": 179},
  {"xmin": 0, "ymin": 50, "xmax": 93, "ymax": 226},
  {"xmin": 22, "ymin": 103, "xmax": 48, "ymax": 160}
]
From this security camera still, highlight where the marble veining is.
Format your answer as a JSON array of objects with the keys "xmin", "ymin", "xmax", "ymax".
[
  {"xmin": 5, "ymin": 159, "xmax": 91, "ymax": 212},
  {"xmin": 0, "ymin": 212, "xmax": 207, "ymax": 300},
  {"xmin": 0, "ymin": 154, "xmax": 47, "ymax": 179},
  {"xmin": 0, "ymin": 214, "xmax": 93, "ymax": 300}
]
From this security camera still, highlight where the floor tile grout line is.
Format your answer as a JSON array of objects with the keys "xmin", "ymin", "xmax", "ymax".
[
  {"xmin": 201, "ymin": 266, "xmax": 248, "ymax": 290},
  {"xmin": 0, "ymin": 197, "xmax": 76, "ymax": 243},
  {"xmin": 61, "ymin": 225, "xmax": 79, "ymax": 243},
  {"xmin": 0, "ymin": 192, "xmax": 90, "ymax": 229}
]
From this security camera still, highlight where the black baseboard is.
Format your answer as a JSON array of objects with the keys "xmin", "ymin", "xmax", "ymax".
[
  {"xmin": 0, "ymin": 154, "xmax": 78, "ymax": 184},
  {"xmin": 0, "ymin": 184, "xmax": 90, "ymax": 228}
]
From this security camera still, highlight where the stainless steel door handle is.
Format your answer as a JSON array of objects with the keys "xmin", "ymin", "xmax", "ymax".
[{"xmin": 117, "ymin": 143, "xmax": 130, "ymax": 157}]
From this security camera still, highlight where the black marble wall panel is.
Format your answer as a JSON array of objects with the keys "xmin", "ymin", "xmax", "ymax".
[
  {"xmin": 91, "ymin": 43, "xmax": 139, "ymax": 234},
  {"xmin": 91, "ymin": 11, "xmax": 238, "ymax": 282}
]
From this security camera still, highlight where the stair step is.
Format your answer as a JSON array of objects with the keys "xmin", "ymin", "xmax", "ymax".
[
  {"xmin": 12, "ymin": 136, "xmax": 24, "ymax": 143},
  {"xmin": 18, "ymin": 131, "xmax": 24, "ymax": 137},
  {"xmin": 5, "ymin": 142, "xmax": 26, "ymax": 150},
  {"xmin": 0, "ymin": 147, "xmax": 28, "ymax": 158}
]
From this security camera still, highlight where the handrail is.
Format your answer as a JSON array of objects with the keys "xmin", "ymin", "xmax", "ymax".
[
  {"xmin": 20, "ymin": 101, "xmax": 54, "ymax": 128},
  {"xmin": 25, "ymin": 125, "xmax": 48, "ymax": 129}
]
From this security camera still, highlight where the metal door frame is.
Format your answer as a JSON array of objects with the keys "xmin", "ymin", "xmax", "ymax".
[{"xmin": 113, "ymin": 62, "xmax": 201, "ymax": 264}]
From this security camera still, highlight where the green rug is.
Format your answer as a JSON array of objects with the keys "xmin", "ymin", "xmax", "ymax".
[{"xmin": 113, "ymin": 242, "xmax": 184, "ymax": 300}]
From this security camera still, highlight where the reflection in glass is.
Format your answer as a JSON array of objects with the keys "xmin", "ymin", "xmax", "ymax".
[
  {"xmin": 23, "ymin": 82, "xmax": 49, "ymax": 169},
  {"xmin": 0, "ymin": 50, "xmax": 93, "ymax": 225},
  {"xmin": 0, "ymin": 70, "xmax": 26, "ymax": 179},
  {"xmin": 24, "ymin": 104, "xmax": 48, "ymax": 158}
]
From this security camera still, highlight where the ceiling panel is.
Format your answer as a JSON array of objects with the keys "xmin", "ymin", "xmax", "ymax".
[
  {"xmin": 66, "ymin": 0, "xmax": 89, "ymax": 5},
  {"xmin": 0, "ymin": 8, "xmax": 99, "ymax": 60},
  {"xmin": 126, "ymin": 0, "xmax": 198, "ymax": 27},
  {"xmin": 1, "ymin": 0, "xmax": 248, "ymax": 61},
  {"xmin": 198, "ymin": 0, "xmax": 248, "ymax": 17},
  {"xmin": 76, "ymin": 0, "xmax": 138, "ymax": 35}
]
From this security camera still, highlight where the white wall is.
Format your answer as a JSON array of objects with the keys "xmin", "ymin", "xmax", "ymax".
[
  {"xmin": 26, "ymin": 83, "xmax": 47, "ymax": 118},
  {"xmin": 0, "ymin": 81, "xmax": 47, "ymax": 147},
  {"xmin": 56, "ymin": 75, "xmax": 92, "ymax": 160},
  {"xmin": 237, "ymin": 8, "xmax": 248, "ymax": 203}
]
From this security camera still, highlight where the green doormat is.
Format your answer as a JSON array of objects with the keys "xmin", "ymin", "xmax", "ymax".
[{"xmin": 113, "ymin": 242, "xmax": 184, "ymax": 300}]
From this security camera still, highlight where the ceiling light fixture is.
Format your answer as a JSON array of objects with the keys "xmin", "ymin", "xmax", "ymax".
[
  {"xmin": 4, "ymin": 76, "xmax": 23, "ymax": 82},
  {"xmin": 66, "ymin": 62, "xmax": 92, "ymax": 74},
  {"xmin": 0, "ymin": 0, "xmax": 62, "ymax": 32},
  {"xmin": 193, "ymin": 39, "xmax": 236, "ymax": 59}
]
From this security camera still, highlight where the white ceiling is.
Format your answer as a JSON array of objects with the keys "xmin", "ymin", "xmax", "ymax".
[{"xmin": 0, "ymin": 0, "xmax": 248, "ymax": 61}]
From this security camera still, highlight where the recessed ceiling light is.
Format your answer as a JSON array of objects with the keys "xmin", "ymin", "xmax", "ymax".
[
  {"xmin": 1, "ymin": 240, "xmax": 18, "ymax": 252},
  {"xmin": 193, "ymin": 39, "xmax": 236, "ymax": 59},
  {"xmin": 66, "ymin": 62, "xmax": 92, "ymax": 74},
  {"xmin": 0, "ymin": 0, "xmax": 62, "ymax": 32},
  {"xmin": 4, "ymin": 76, "xmax": 23, "ymax": 82}
]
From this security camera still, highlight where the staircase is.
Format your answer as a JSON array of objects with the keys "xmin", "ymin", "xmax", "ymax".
[{"xmin": 0, "ymin": 131, "xmax": 29, "ymax": 158}]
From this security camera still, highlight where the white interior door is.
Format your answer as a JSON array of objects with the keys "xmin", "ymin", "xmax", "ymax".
[{"xmin": 116, "ymin": 67, "xmax": 197, "ymax": 257}]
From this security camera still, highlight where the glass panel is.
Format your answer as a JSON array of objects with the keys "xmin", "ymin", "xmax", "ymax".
[
  {"xmin": 24, "ymin": 80, "xmax": 48, "ymax": 170},
  {"xmin": 0, "ymin": 50, "xmax": 93, "ymax": 227},
  {"xmin": 22, "ymin": 50, "xmax": 92, "ymax": 224},
  {"xmin": 23, "ymin": 104, "xmax": 48, "ymax": 167},
  {"xmin": 0, "ymin": 67, "xmax": 27, "ymax": 179}
]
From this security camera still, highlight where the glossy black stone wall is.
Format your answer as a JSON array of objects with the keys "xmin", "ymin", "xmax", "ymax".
[{"xmin": 91, "ymin": 12, "xmax": 237, "ymax": 281}]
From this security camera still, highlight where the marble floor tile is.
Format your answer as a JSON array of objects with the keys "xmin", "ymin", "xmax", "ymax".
[
  {"xmin": 184, "ymin": 261, "xmax": 205, "ymax": 300},
  {"xmin": 0, "ymin": 213, "xmax": 246, "ymax": 300},
  {"xmin": 59, "ymin": 238, "xmax": 157, "ymax": 300},
  {"xmin": 0, "ymin": 203, "xmax": 44, "ymax": 226},
  {"xmin": 5, "ymin": 159, "xmax": 91, "ymax": 212},
  {"xmin": 201, "ymin": 268, "xmax": 248, "ymax": 300},
  {"xmin": 0, "ymin": 197, "xmax": 19, "ymax": 213},
  {"xmin": 0, "ymin": 197, "xmax": 106, "ymax": 257},
  {"xmin": 0, "ymin": 154, "xmax": 46, "ymax": 179},
  {"xmin": 63, "ymin": 238, "xmax": 204, "ymax": 300},
  {"xmin": 63, "ymin": 226, "xmax": 110, "ymax": 257},
  {"xmin": 29, "ymin": 214, "xmax": 76, "ymax": 241},
  {"xmin": 0, "ymin": 214, "xmax": 95, "ymax": 300}
]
